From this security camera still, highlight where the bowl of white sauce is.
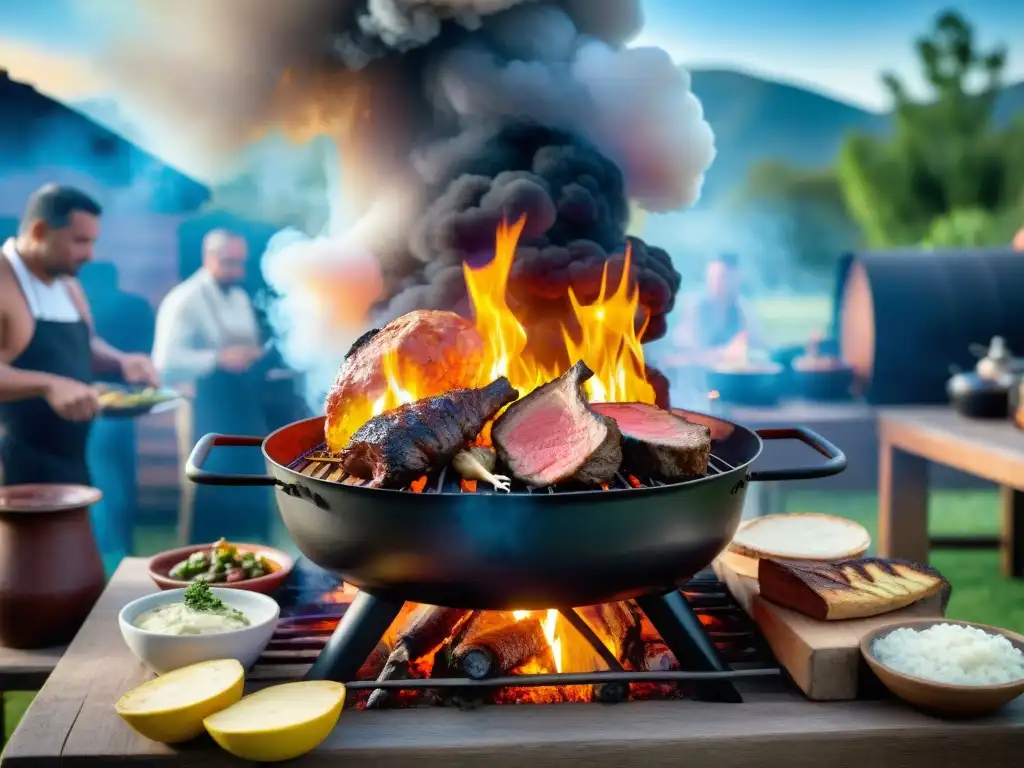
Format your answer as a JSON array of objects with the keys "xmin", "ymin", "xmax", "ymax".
[
  {"xmin": 119, "ymin": 583, "xmax": 280, "ymax": 675},
  {"xmin": 861, "ymin": 618, "xmax": 1024, "ymax": 717}
]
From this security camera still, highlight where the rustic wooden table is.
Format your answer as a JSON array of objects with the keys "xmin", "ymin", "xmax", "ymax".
[
  {"xmin": 0, "ymin": 644, "xmax": 65, "ymax": 740},
  {"xmin": 877, "ymin": 407, "xmax": 1024, "ymax": 577},
  {"xmin": 4, "ymin": 558, "xmax": 1023, "ymax": 767}
]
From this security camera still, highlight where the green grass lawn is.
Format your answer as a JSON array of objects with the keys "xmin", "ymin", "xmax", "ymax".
[
  {"xmin": 5, "ymin": 488, "xmax": 1022, "ymax": 747},
  {"xmin": 751, "ymin": 294, "xmax": 833, "ymax": 347}
]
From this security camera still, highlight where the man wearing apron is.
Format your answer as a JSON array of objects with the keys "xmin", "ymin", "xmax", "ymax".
[
  {"xmin": 0, "ymin": 184, "xmax": 159, "ymax": 490},
  {"xmin": 153, "ymin": 229, "xmax": 270, "ymax": 544}
]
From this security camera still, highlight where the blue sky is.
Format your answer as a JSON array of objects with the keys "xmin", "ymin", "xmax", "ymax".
[
  {"xmin": 638, "ymin": 0, "xmax": 1024, "ymax": 109},
  {"xmin": 0, "ymin": 0, "xmax": 1021, "ymax": 110}
]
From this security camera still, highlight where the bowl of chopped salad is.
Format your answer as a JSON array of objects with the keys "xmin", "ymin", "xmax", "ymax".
[{"xmin": 148, "ymin": 539, "xmax": 294, "ymax": 594}]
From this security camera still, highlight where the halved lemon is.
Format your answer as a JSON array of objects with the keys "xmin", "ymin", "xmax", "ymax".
[
  {"xmin": 204, "ymin": 680, "xmax": 346, "ymax": 762},
  {"xmin": 115, "ymin": 659, "xmax": 245, "ymax": 743}
]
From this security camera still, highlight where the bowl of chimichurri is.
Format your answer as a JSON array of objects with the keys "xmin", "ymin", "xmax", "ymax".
[{"xmin": 148, "ymin": 539, "xmax": 294, "ymax": 594}]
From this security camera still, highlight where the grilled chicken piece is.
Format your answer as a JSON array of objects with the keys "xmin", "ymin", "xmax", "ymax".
[
  {"xmin": 453, "ymin": 446, "xmax": 511, "ymax": 492},
  {"xmin": 340, "ymin": 378, "xmax": 519, "ymax": 488},
  {"xmin": 492, "ymin": 360, "xmax": 622, "ymax": 487},
  {"xmin": 324, "ymin": 310, "xmax": 485, "ymax": 452},
  {"xmin": 757, "ymin": 557, "xmax": 950, "ymax": 621}
]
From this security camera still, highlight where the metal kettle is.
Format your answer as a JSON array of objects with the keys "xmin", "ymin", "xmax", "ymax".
[{"xmin": 946, "ymin": 336, "xmax": 1016, "ymax": 419}]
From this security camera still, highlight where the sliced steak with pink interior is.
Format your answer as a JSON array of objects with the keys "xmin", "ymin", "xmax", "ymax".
[
  {"xmin": 492, "ymin": 360, "xmax": 622, "ymax": 487},
  {"xmin": 589, "ymin": 402, "xmax": 711, "ymax": 481}
]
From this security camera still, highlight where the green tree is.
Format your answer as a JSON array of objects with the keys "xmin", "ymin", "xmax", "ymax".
[{"xmin": 837, "ymin": 9, "xmax": 1024, "ymax": 247}]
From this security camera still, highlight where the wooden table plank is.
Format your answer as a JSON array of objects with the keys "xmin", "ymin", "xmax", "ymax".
[
  {"xmin": 1001, "ymin": 487, "xmax": 1024, "ymax": 576},
  {"xmin": 0, "ymin": 645, "xmax": 64, "ymax": 690},
  {"xmin": 878, "ymin": 407, "xmax": 1024, "ymax": 488},
  {"xmin": 878, "ymin": 443, "xmax": 930, "ymax": 564},
  {"xmin": 877, "ymin": 407, "xmax": 1024, "ymax": 575},
  {"xmin": 0, "ymin": 559, "xmax": 147, "ymax": 768},
  {"xmin": 4, "ymin": 557, "xmax": 1024, "ymax": 767}
]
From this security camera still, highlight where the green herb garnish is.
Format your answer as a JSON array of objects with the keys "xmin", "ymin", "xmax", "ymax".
[
  {"xmin": 183, "ymin": 580, "xmax": 226, "ymax": 612},
  {"xmin": 181, "ymin": 576, "xmax": 250, "ymax": 625}
]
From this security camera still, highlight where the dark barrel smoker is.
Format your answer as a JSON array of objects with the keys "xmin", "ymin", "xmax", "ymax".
[{"xmin": 832, "ymin": 248, "xmax": 1024, "ymax": 405}]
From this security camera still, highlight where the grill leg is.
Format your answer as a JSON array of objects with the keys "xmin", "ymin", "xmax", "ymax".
[
  {"xmin": 635, "ymin": 590, "xmax": 743, "ymax": 703},
  {"xmin": 305, "ymin": 590, "xmax": 405, "ymax": 683}
]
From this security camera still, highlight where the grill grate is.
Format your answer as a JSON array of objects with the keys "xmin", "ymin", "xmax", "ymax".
[{"xmin": 290, "ymin": 448, "xmax": 737, "ymax": 494}]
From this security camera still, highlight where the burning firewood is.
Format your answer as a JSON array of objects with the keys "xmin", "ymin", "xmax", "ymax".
[
  {"xmin": 580, "ymin": 602, "xmax": 643, "ymax": 667},
  {"xmin": 643, "ymin": 641, "xmax": 678, "ymax": 672},
  {"xmin": 358, "ymin": 641, "xmax": 390, "ymax": 680},
  {"xmin": 452, "ymin": 446, "xmax": 511, "ymax": 492},
  {"xmin": 451, "ymin": 617, "xmax": 550, "ymax": 680},
  {"xmin": 365, "ymin": 606, "xmax": 472, "ymax": 709},
  {"xmin": 578, "ymin": 601, "xmax": 643, "ymax": 703}
]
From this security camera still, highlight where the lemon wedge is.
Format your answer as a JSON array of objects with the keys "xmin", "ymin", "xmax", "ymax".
[
  {"xmin": 204, "ymin": 680, "xmax": 346, "ymax": 762},
  {"xmin": 116, "ymin": 659, "xmax": 244, "ymax": 743}
]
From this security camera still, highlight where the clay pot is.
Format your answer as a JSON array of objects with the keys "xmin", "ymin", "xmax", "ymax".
[{"xmin": 0, "ymin": 484, "xmax": 106, "ymax": 649}]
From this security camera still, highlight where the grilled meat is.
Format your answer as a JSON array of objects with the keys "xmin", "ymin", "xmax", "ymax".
[
  {"xmin": 324, "ymin": 310, "xmax": 485, "ymax": 452},
  {"xmin": 589, "ymin": 402, "xmax": 711, "ymax": 480},
  {"xmin": 340, "ymin": 378, "xmax": 518, "ymax": 488},
  {"xmin": 492, "ymin": 360, "xmax": 622, "ymax": 487}
]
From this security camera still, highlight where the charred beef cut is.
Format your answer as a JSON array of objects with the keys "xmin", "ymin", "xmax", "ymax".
[
  {"xmin": 340, "ymin": 378, "xmax": 518, "ymax": 488},
  {"xmin": 324, "ymin": 310, "xmax": 485, "ymax": 452},
  {"xmin": 492, "ymin": 360, "xmax": 622, "ymax": 487},
  {"xmin": 589, "ymin": 402, "xmax": 711, "ymax": 480}
]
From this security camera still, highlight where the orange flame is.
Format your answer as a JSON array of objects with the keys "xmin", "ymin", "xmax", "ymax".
[
  {"xmin": 463, "ymin": 215, "xmax": 655, "ymax": 404},
  {"xmin": 371, "ymin": 347, "xmax": 417, "ymax": 416},
  {"xmin": 511, "ymin": 609, "xmax": 563, "ymax": 673},
  {"xmin": 541, "ymin": 609, "xmax": 563, "ymax": 673},
  {"xmin": 339, "ymin": 215, "xmax": 656, "ymax": 451}
]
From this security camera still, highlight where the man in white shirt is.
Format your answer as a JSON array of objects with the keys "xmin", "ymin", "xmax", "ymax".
[
  {"xmin": 153, "ymin": 230, "xmax": 263, "ymax": 384},
  {"xmin": 153, "ymin": 229, "xmax": 270, "ymax": 544}
]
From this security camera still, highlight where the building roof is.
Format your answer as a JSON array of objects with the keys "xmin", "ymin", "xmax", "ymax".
[{"xmin": 0, "ymin": 70, "xmax": 210, "ymax": 214}]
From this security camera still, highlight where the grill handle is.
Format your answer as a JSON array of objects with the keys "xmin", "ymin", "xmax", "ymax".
[
  {"xmin": 185, "ymin": 433, "xmax": 278, "ymax": 487},
  {"xmin": 748, "ymin": 427, "xmax": 847, "ymax": 482}
]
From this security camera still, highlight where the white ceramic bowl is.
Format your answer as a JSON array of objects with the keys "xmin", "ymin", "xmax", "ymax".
[{"xmin": 118, "ymin": 587, "xmax": 279, "ymax": 675}]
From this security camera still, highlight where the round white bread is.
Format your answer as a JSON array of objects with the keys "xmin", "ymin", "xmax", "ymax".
[{"xmin": 727, "ymin": 513, "xmax": 870, "ymax": 562}]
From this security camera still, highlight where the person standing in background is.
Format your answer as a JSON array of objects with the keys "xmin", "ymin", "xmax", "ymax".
[
  {"xmin": 152, "ymin": 229, "xmax": 271, "ymax": 545},
  {"xmin": 672, "ymin": 253, "xmax": 767, "ymax": 360},
  {"xmin": 79, "ymin": 262, "xmax": 156, "ymax": 571},
  {"xmin": 0, "ymin": 184, "xmax": 158, "ymax": 486}
]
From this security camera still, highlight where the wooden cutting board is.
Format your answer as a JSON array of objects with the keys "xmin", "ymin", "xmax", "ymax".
[{"xmin": 713, "ymin": 551, "xmax": 946, "ymax": 701}]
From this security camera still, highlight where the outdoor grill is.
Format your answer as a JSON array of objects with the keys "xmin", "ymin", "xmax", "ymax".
[
  {"xmin": 249, "ymin": 560, "xmax": 782, "ymax": 708},
  {"xmin": 186, "ymin": 406, "xmax": 846, "ymax": 706}
]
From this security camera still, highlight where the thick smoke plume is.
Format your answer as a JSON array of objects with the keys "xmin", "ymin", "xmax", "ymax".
[{"xmin": 96, "ymin": 0, "xmax": 715, "ymax": 393}]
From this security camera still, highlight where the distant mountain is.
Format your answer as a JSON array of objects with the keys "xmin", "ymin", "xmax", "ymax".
[
  {"xmin": 688, "ymin": 68, "xmax": 886, "ymax": 202},
  {"xmin": 993, "ymin": 80, "xmax": 1024, "ymax": 124},
  {"xmin": 70, "ymin": 70, "xmax": 1024, "ymax": 208}
]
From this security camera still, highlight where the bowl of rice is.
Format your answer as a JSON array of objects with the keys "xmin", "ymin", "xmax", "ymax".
[{"xmin": 861, "ymin": 619, "xmax": 1024, "ymax": 717}]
